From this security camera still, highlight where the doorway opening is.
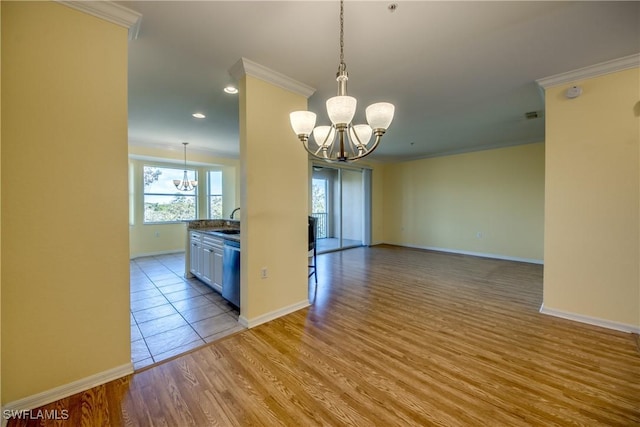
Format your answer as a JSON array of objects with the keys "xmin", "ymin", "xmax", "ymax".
[
  {"xmin": 311, "ymin": 164, "xmax": 371, "ymax": 253},
  {"xmin": 129, "ymin": 158, "xmax": 243, "ymax": 370}
]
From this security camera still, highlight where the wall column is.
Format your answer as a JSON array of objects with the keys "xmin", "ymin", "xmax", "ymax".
[
  {"xmin": 539, "ymin": 59, "xmax": 639, "ymax": 331},
  {"xmin": 1, "ymin": 0, "xmax": 138, "ymax": 407},
  {"xmin": 229, "ymin": 58, "xmax": 315, "ymax": 326}
]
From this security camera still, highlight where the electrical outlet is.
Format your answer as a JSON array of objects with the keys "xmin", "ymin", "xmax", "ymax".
[
  {"xmin": 476, "ymin": 232, "xmax": 483, "ymax": 239},
  {"xmin": 260, "ymin": 268, "xmax": 268, "ymax": 279},
  {"xmin": 155, "ymin": 232, "xmax": 160, "ymax": 238}
]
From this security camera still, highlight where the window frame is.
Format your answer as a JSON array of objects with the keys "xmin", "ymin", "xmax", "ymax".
[
  {"xmin": 207, "ymin": 170, "xmax": 224, "ymax": 219},
  {"xmin": 142, "ymin": 164, "xmax": 199, "ymax": 224}
]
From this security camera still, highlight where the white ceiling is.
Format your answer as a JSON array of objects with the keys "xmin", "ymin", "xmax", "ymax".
[{"xmin": 122, "ymin": 1, "xmax": 640, "ymax": 162}]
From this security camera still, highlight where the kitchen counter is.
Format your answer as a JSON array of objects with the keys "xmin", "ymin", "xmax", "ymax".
[
  {"xmin": 185, "ymin": 219, "xmax": 242, "ymax": 307},
  {"xmin": 185, "ymin": 219, "xmax": 240, "ymax": 242}
]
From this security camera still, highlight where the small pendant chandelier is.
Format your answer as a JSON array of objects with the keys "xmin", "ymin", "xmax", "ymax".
[
  {"xmin": 289, "ymin": 0, "xmax": 395, "ymax": 162},
  {"xmin": 173, "ymin": 142, "xmax": 198, "ymax": 191}
]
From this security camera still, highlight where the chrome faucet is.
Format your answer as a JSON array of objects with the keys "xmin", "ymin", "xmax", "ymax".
[{"xmin": 230, "ymin": 207, "xmax": 240, "ymax": 219}]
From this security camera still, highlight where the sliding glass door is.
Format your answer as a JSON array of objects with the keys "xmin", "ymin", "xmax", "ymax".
[
  {"xmin": 340, "ymin": 168, "xmax": 364, "ymax": 249},
  {"xmin": 311, "ymin": 164, "xmax": 371, "ymax": 253}
]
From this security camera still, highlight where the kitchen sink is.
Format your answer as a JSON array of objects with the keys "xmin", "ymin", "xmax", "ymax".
[{"xmin": 216, "ymin": 229, "xmax": 240, "ymax": 234}]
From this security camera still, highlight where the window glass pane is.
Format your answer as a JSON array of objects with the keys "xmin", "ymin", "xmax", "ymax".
[
  {"xmin": 208, "ymin": 171, "xmax": 223, "ymax": 219},
  {"xmin": 144, "ymin": 166, "xmax": 197, "ymax": 223},
  {"xmin": 129, "ymin": 162, "xmax": 135, "ymax": 225},
  {"xmin": 144, "ymin": 166, "xmax": 197, "ymax": 195},
  {"xmin": 312, "ymin": 178, "xmax": 328, "ymax": 238},
  {"xmin": 209, "ymin": 171, "xmax": 222, "ymax": 194},
  {"xmin": 209, "ymin": 195, "xmax": 223, "ymax": 218},
  {"xmin": 144, "ymin": 195, "xmax": 196, "ymax": 222}
]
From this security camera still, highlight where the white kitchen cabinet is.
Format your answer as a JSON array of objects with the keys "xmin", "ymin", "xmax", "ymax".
[
  {"xmin": 190, "ymin": 232, "xmax": 225, "ymax": 293},
  {"xmin": 201, "ymin": 246, "xmax": 214, "ymax": 286},
  {"xmin": 212, "ymin": 246, "xmax": 223, "ymax": 292},
  {"xmin": 189, "ymin": 232, "xmax": 202, "ymax": 277}
]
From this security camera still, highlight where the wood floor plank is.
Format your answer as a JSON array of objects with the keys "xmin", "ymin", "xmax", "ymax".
[{"xmin": 8, "ymin": 245, "xmax": 640, "ymax": 426}]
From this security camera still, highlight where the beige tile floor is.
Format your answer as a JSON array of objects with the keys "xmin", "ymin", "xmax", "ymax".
[{"xmin": 130, "ymin": 253, "xmax": 244, "ymax": 370}]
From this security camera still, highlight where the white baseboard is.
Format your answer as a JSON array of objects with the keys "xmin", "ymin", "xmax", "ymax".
[
  {"xmin": 130, "ymin": 249, "xmax": 185, "ymax": 259},
  {"xmin": 539, "ymin": 304, "xmax": 640, "ymax": 334},
  {"xmin": 387, "ymin": 243, "xmax": 544, "ymax": 265},
  {"xmin": 239, "ymin": 299, "xmax": 310, "ymax": 329},
  {"xmin": 1, "ymin": 363, "xmax": 133, "ymax": 420}
]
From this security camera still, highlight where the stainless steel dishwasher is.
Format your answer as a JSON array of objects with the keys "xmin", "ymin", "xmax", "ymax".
[{"xmin": 222, "ymin": 239, "xmax": 240, "ymax": 308}]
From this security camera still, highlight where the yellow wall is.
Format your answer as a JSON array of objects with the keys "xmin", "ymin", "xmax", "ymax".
[
  {"xmin": 1, "ymin": 2, "xmax": 130, "ymax": 403},
  {"xmin": 382, "ymin": 143, "xmax": 545, "ymax": 261},
  {"xmin": 543, "ymin": 68, "xmax": 639, "ymax": 327},
  {"xmin": 0, "ymin": 1, "xmax": 3, "ymax": 407},
  {"xmin": 369, "ymin": 161, "xmax": 386, "ymax": 245},
  {"xmin": 128, "ymin": 145, "xmax": 239, "ymax": 258},
  {"xmin": 239, "ymin": 75, "xmax": 309, "ymax": 322}
]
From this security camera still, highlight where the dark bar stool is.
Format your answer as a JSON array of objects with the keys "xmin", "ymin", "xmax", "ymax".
[{"xmin": 308, "ymin": 216, "xmax": 318, "ymax": 287}]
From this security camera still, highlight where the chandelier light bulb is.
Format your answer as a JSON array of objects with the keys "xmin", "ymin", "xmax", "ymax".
[
  {"xmin": 313, "ymin": 126, "xmax": 336, "ymax": 148},
  {"xmin": 326, "ymin": 96, "xmax": 357, "ymax": 126},
  {"xmin": 349, "ymin": 124, "xmax": 373, "ymax": 146},
  {"xmin": 366, "ymin": 102, "xmax": 395, "ymax": 131},
  {"xmin": 290, "ymin": 111, "xmax": 317, "ymax": 136}
]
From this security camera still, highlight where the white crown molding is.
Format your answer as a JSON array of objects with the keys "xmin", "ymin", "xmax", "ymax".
[
  {"xmin": 536, "ymin": 53, "xmax": 640, "ymax": 89},
  {"xmin": 56, "ymin": 1, "xmax": 142, "ymax": 40},
  {"xmin": 539, "ymin": 304, "xmax": 640, "ymax": 334},
  {"xmin": 229, "ymin": 57, "xmax": 316, "ymax": 99},
  {"xmin": 1, "ymin": 363, "xmax": 133, "ymax": 418},
  {"xmin": 400, "ymin": 138, "xmax": 545, "ymax": 163},
  {"xmin": 239, "ymin": 299, "xmax": 310, "ymax": 329},
  {"xmin": 129, "ymin": 140, "xmax": 238, "ymax": 160}
]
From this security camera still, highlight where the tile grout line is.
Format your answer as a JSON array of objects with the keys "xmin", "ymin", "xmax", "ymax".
[
  {"xmin": 139, "ymin": 260, "xmax": 215, "ymax": 359},
  {"xmin": 131, "ymin": 258, "xmax": 174, "ymax": 367},
  {"xmin": 129, "ymin": 253, "xmax": 244, "ymax": 369},
  {"xmin": 130, "ymin": 309, "xmax": 153, "ymax": 368}
]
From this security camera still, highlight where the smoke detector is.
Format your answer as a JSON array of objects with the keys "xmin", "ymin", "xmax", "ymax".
[{"xmin": 566, "ymin": 85, "xmax": 582, "ymax": 99}]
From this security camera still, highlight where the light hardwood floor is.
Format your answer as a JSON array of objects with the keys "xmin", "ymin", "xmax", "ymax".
[{"xmin": 9, "ymin": 245, "xmax": 640, "ymax": 426}]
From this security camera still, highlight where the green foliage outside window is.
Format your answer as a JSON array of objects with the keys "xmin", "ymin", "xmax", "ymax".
[
  {"xmin": 208, "ymin": 171, "xmax": 223, "ymax": 219},
  {"xmin": 144, "ymin": 196, "xmax": 196, "ymax": 222},
  {"xmin": 312, "ymin": 179, "xmax": 327, "ymax": 213},
  {"xmin": 210, "ymin": 195, "xmax": 223, "ymax": 219},
  {"xmin": 143, "ymin": 166, "xmax": 197, "ymax": 223}
]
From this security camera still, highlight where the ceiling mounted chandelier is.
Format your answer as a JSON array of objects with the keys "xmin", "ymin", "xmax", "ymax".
[
  {"xmin": 173, "ymin": 142, "xmax": 198, "ymax": 191},
  {"xmin": 289, "ymin": 0, "xmax": 395, "ymax": 162}
]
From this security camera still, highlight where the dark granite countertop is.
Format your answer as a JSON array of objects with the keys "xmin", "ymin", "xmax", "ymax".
[{"xmin": 186, "ymin": 220, "xmax": 240, "ymax": 243}]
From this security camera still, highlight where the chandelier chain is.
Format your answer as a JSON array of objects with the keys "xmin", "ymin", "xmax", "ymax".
[{"xmin": 339, "ymin": 0, "xmax": 344, "ymax": 66}]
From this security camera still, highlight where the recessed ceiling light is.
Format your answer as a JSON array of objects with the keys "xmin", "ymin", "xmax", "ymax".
[
  {"xmin": 192, "ymin": 113, "xmax": 206, "ymax": 119},
  {"xmin": 224, "ymin": 85, "xmax": 238, "ymax": 94}
]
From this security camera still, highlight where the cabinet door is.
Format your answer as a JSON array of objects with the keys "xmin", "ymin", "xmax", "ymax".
[
  {"xmin": 201, "ymin": 246, "xmax": 214, "ymax": 285},
  {"xmin": 190, "ymin": 241, "xmax": 201, "ymax": 276},
  {"xmin": 213, "ymin": 247, "xmax": 224, "ymax": 292}
]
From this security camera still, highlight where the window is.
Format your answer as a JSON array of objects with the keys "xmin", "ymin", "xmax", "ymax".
[
  {"xmin": 143, "ymin": 166, "xmax": 197, "ymax": 223},
  {"xmin": 312, "ymin": 178, "xmax": 328, "ymax": 238},
  {"xmin": 208, "ymin": 170, "xmax": 223, "ymax": 218}
]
